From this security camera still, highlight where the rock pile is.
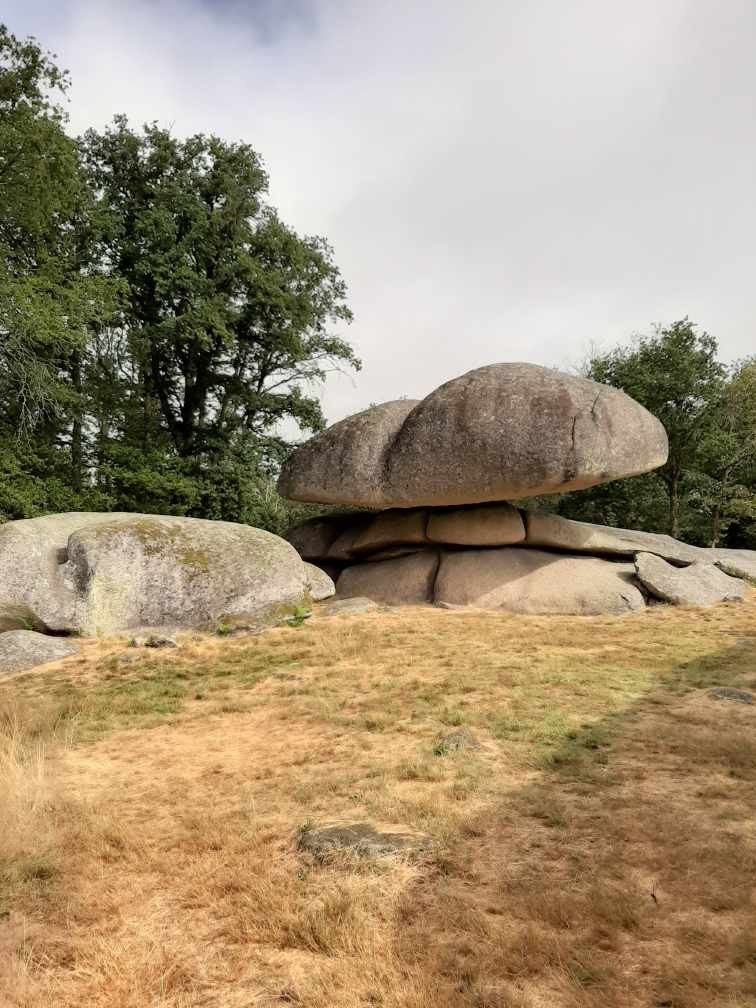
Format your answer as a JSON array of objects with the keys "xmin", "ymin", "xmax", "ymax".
[{"xmin": 281, "ymin": 363, "xmax": 754, "ymax": 614}]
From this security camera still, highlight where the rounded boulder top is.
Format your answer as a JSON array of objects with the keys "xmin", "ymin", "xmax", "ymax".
[{"xmin": 278, "ymin": 363, "xmax": 669, "ymax": 508}]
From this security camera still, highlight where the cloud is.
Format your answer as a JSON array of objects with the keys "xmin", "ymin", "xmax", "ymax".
[{"xmin": 7, "ymin": 0, "xmax": 756, "ymax": 423}]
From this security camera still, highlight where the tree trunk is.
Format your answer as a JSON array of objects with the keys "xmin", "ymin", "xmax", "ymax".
[
  {"xmin": 710, "ymin": 503, "xmax": 721, "ymax": 548},
  {"xmin": 668, "ymin": 470, "xmax": 681, "ymax": 539}
]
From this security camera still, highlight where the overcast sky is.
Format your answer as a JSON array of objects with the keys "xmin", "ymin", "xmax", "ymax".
[{"xmin": 7, "ymin": 0, "xmax": 756, "ymax": 423}]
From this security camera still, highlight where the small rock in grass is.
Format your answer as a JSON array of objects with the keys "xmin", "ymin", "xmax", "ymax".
[
  {"xmin": 130, "ymin": 633, "xmax": 178, "ymax": 649},
  {"xmin": 323, "ymin": 597, "xmax": 381, "ymax": 617},
  {"xmin": 434, "ymin": 727, "xmax": 481, "ymax": 754},
  {"xmin": 298, "ymin": 822, "xmax": 432, "ymax": 859},
  {"xmin": 709, "ymin": 687, "xmax": 754, "ymax": 705}
]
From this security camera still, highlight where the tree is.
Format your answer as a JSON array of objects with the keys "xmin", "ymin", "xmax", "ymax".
[
  {"xmin": 79, "ymin": 118, "xmax": 357, "ymax": 517},
  {"xmin": 691, "ymin": 358, "xmax": 756, "ymax": 546},
  {"xmin": 586, "ymin": 319, "xmax": 725, "ymax": 538},
  {"xmin": 0, "ymin": 25, "xmax": 115, "ymax": 440}
]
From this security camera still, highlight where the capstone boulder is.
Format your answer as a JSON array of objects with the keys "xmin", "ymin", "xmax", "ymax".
[{"xmin": 279, "ymin": 363, "xmax": 668, "ymax": 508}]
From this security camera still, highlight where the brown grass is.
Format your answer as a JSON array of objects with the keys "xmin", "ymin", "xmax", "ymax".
[{"xmin": 1, "ymin": 595, "xmax": 756, "ymax": 1007}]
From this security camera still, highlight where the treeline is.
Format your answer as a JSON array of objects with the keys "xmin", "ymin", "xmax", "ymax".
[
  {"xmin": 1, "ymin": 28, "xmax": 754, "ymax": 547},
  {"xmin": 552, "ymin": 320, "xmax": 756, "ymax": 548},
  {"xmin": 0, "ymin": 26, "xmax": 357, "ymax": 534}
]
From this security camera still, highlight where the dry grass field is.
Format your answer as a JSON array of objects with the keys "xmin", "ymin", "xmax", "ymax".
[{"xmin": 1, "ymin": 594, "xmax": 756, "ymax": 1008}]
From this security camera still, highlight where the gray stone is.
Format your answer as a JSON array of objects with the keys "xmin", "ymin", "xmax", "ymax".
[
  {"xmin": 298, "ymin": 822, "xmax": 432, "ymax": 859},
  {"xmin": 326, "ymin": 521, "xmax": 372, "ymax": 562},
  {"xmin": 711, "ymin": 548, "xmax": 756, "ymax": 583},
  {"xmin": 279, "ymin": 399, "xmax": 420, "ymax": 507},
  {"xmin": 336, "ymin": 551, "xmax": 440, "ymax": 605},
  {"xmin": 303, "ymin": 562, "xmax": 336, "ymax": 601},
  {"xmin": 435, "ymin": 548, "xmax": 645, "ymax": 615},
  {"xmin": 323, "ymin": 597, "xmax": 381, "ymax": 617},
  {"xmin": 351, "ymin": 509, "xmax": 427, "ymax": 554},
  {"xmin": 278, "ymin": 363, "xmax": 668, "ymax": 508},
  {"xmin": 0, "ymin": 512, "xmax": 313, "ymax": 638},
  {"xmin": 435, "ymin": 728, "xmax": 481, "ymax": 753},
  {"xmin": 427, "ymin": 502, "xmax": 525, "ymax": 546},
  {"xmin": 0, "ymin": 512, "xmax": 135, "ymax": 632},
  {"xmin": 0, "ymin": 630, "xmax": 80, "ymax": 677},
  {"xmin": 360, "ymin": 545, "xmax": 430, "ymax": 562},
  {"xmin": 634, "ymin": 553, "xmax": 746, "ymax": 606},
  {"xmin": 65, "ymin": 516, "xmax": 312, "ymax": 636},
  {"xmin": 524, "ymin": 512, "xmax": 708, "ymax": 565},
  {"xmin": 285, "ymin": 516, "xmax": 344, "ymax": 561},
  {"xmin": 709, "ymin": 687, "xmax": 754, "ymax": 705},
  {"xmin": 129, "ymin": 633, "xmax": 178, "ymax": 648}
]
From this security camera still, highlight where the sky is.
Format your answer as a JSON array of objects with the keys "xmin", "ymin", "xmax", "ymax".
[{"xmin": 6, "ymin": 0, "xmax": 756, "ymax": 424}]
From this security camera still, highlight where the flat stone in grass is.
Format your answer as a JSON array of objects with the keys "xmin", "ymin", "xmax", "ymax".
[
  {"xmin": 298, "ymin": 822, "xmax": 432, "ymax": 859},
  {"xmin": 323, "ymin": 597, "xmax": 381, "ymax": 616},
  {"xmin": 435, "ymin": 727, "xmax": 481, "ymax": 753},
  {"xmin": 129, "ymin": 633, "xmax": 179, "ymax": 648},
  {"xmin": 709, "ymin": 687, "xmax": 754, "ymax": 705}
]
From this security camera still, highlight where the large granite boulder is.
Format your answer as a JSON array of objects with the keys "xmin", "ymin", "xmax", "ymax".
[
  {"xmin": 634, "ymin": 553, "xmax": 746, "ymax": 606},
  {"xmin": 278, "ymin": 363, "xmax": 668, "ymax": 508},
  {"xmin": 0, "ymin": 513, "xmax": 313, "ymax": 637},
  {"xmin": 0, "ymin": 512, "xmax": 134, "ymax": 631},
  {"xmin": 336, "ymin": 551, "xmax": 439, "ymax": 605},
  {"xmin": 0, "ymin": 630, "xmax": 80, "ymax": 678},
  {"xmin": 435, "ymin": 548, "xmax": 645, "ymax": 615},
  {"xmin": 524, "ymin": 512, "xmax": 709, "ymax": 565}
]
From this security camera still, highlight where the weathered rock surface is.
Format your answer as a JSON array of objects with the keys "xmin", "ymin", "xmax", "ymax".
[
  {"xmin": 279, "ymin": 363, "xmax": 668, "ymax": 508},
  {"xmin": 435, "ymin": 548, "xmax": 645, "ymax": 615},
  {"xmin": 0, "ymin": 512, "xmax": 312, "ymax": 637},
  {"xmin": 285, "ymin": 516, "xmax": 346, "ymax": 561},
  {"xmin": 0, "ymin": 630, "xmax": 80, "ymax": 677},
  {"xmin": 298, "ymin": 822, "xmax": 432, "ymax": 859},
  {"xmin": 524, "ymin": 512, "xmax": 708, "ymax": 565},
  {"xmin": 303, "ymin": 562, "xmax": 336, "ymax": 601},
  {"xmin": 0, "ymin": 512, "xmax": 133, "ymax": 632},
  {"xmin": 66, "ymin": 516, "xmax": 312, "ymax": 636},
  {"xmin": 279, "ymin": 399, "xmax": 420, "ymax": 507},
  {"xmin": 711, "ymin": 548, "xmax": 756, "ymax": 583},
  {"xmin": 634, "ymin": 553, "xmax": 746, "ymax": 606},
  {"xmin": 326, "ymin": 521, "xmax": 372, "ymax": 562},
  {"xmin": 323, "ymin": 597, "xmax": 381, "ymax": 616},
  {"xmin": 352, "ymin": 509, "xmax": 427, "ymax": 554},
  {"xmin": 427, "ymin": 502, "xmax": 525, "ymax": 546},
  {"xmin": 336, "ymin": 552, "xmax": 440, "ymax": 605}
]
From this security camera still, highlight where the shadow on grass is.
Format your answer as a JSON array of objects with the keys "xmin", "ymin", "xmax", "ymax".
[{"xmin": 393, "ymin": 638, "xmax": 756, "ymax": 1008}]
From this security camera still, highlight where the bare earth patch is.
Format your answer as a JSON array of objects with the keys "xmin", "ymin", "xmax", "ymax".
[{"xmin": 1, "ymin": 595, "xmax": 756, "ymax": 1007}]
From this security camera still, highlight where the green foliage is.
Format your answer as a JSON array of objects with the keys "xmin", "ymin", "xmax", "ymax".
[
  {"xmin": 562, "ymin": 320, "xmax": 756, "ymax": 547},
  {"xmin": 0, "ymin": 26, "xmax": 358, "ymax": 530}
]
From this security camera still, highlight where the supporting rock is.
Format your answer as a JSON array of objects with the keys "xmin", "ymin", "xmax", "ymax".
[
  {"xmin": 435, "ymin": 548, "xmax": 645, "ymax": 615},
  {"xmin": 634, "ymin": 553, "xmax": 746, "ymax": 606}
]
